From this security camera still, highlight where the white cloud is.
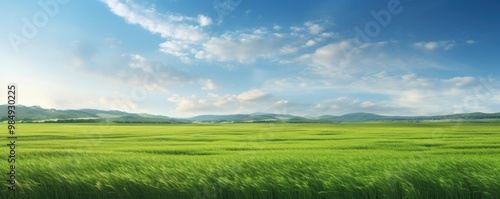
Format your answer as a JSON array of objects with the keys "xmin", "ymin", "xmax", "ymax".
[
  {"xmin": 263, "ymin": 72, "xmax": 497, "ymax": 116},
  {"xmin": 159, "ymin": 40, "xmax": 192, "ymax": 59},
  {"xmin": 290, "ymin": 26, "xmax": 304, "ymax": 34},
  {"xmin": 200, "ymin": 79, "xmax": 218, "ymax": 90},
  {"xmin": 167, "ymin": 95, "xmax": 200, "ymax": 112},
  {"xmin": 320, "ymin": 32, "xmax": 337, "ymax": 38},
  {"xmin": 210, "ymin": 93, "xmax": 237, "ymax": 107},
  {"xmin": 167, "ymin": 94, "xmax": 236, "ymax": 113},
  {"xmin": 101, "ymin": 0, "xmax": 209, "ymax": 61},
  {"xmin": 413, "ymin": 40, "xmax": 456, "ymax": 51},
  {"xmin": 167, "ymin": 90, "xmax": 275, "ymax": 115},
  {"xmin": 443, "ymin": 76, "xmax": 475, "ymax": 87},
  {"xmin": 197, "ymin": 14, "xmax": 212, "ymax": 27},
  {"xmin": 275, "ymin": 100, "xmax": 288, "ymax": 106},
  {"xmin": 355, "ymin": 75, "xmax": 488, "ymax": 115},
  {"xmin": 102, "ymin": 1, "xmax": 338, "ymax": 65},
  {"xmin": 300, "ymin": 40, "xmax": 351, "ymax": 69},
  {"xmin": 304, "ymin": 21, "xmax": 323, "ymax": 34},
  {"xmin": 129, "ymin": 54, "xmax": 151, "ymax": 72},
  {"xmin": 279, "ymin": 46, "xmax": 298, "ymax": 55},
  {"xmin": 101, "ymin": 0, "xmax": 206, "ymax": 41},
  {"xmin": 299, "ymin": 40, "xmax": 389, "ymax": 78},
  {"xmin": 195, "ymin": 29, "xmax": 279, "ymax": 63},
  {"xmin": 97, "ymin": 93, "xmax": 139, "ymax": 112},
  {"xmin": 361, "ymin": 101, "xmax": 375, "ymax": 108},
  {"xmin": 237, "ymin": 89, "xmax": 269, "ymax": 102},
  {"xmin": 193, "ymin": 20, "xmax": 333, "ymax": 63},
  {"xmin": 305, "ymin": 40, "xmax": 316, "ymax": 47}
]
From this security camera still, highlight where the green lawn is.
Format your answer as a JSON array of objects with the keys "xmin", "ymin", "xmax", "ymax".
[{"xmin": 2, "ymin": 122, "xmax": 500, "ymax": 198}]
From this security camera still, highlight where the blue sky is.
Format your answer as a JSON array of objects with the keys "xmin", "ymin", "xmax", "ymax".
[{"xmin": 1, "ymin": 0, "xmax": 500, "ymax": 117}]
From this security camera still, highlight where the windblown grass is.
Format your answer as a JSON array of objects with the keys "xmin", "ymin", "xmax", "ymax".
[{"xmin": 1, "ymin": 122, "xmax": 499, "ymax": 198}]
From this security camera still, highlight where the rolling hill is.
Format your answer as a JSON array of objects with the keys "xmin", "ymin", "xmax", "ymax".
[
  {"xmin": 0, "ymin": 105, "xmax": 184, "ymax": 123},
  {"xmin": 2, "ymin": 105, "xmax": 500, "ymax": 123}
]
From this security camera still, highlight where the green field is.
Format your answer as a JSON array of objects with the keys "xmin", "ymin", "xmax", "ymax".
[{"xmin": 2, "ymin": 122, "xmax": 500, "ymax": 198}]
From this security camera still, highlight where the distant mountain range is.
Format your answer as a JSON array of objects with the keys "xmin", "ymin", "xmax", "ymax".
[
  {"xmin": 2, "ymin": 105, "xmax": 500, "ymax": 123},
  {"xmin": 0, "ymin": 105, "xmax": 183, "ymax": 123}
]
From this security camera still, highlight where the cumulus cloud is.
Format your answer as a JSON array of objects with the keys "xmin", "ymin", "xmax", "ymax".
[
  {"xmin": 300, "ymin": 40, "xmax": 351, "ymax": 70},
  {"xmin": 197, "ymin": 14, "xmax": 213, "ymax": 27},
  {"xmin": 305, "ymin": 40, "xmax": 316, "ymax": 47},
  {"xmin": 304, "ymin": 21, "xmax": 324, "ymax": 34}
]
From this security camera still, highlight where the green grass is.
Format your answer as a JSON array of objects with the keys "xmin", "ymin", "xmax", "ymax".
[{"xmin": 1, "ymin": 122, "xmax": 500, "ymax": 198}]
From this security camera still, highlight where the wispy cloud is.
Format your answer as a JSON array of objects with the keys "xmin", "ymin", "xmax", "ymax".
[
  {"xmin": 101, "ymin": 0, "xmax": 336, "ymax": 64},
  {"xmin": 299, "ymin": 40, "xmax": 389, "ymax": 78},
  {"xmin": 466, "ymin": 40, "xmax": 477, "ymax": 45},
  {"xmin": 314, "ymin": 97, "xmax": 399, "ymax": 116},
  {"xmin": 69, "ymin": 41, "xmax": 196, "ymax": 94},
  {"xmin": 413, "ymin": 40, "xmax": 477, "ymax": 51},
  {"xmin": 237, "ymin": 89, "xmax": 269, "ymax": 102},
  {"xmin": 413, "ymin": 40, "xmax": 456, "ymax": 51},
  {"xmin": 100, "ymin": 0, "xmax": 209, "ymax": 62},
  {"xmin": 200, "ymin": 79, "xmax": 218, "ymax": 91},
  {"xmin": 101, "ymin": 0, "xmax": 207, "ymax": 41},
  {"xmin": 195, "ymin": 28, "xmax": 278, "ymax": 63},
  {"xmin": 213, "ymin": 0, "xmax": 243, "ymax": 24}
]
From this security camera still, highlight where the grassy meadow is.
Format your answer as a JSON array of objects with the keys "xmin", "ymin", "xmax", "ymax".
[{"xmin": 1, "ymin": 122, "xmax": 500, "ymax": 198}]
